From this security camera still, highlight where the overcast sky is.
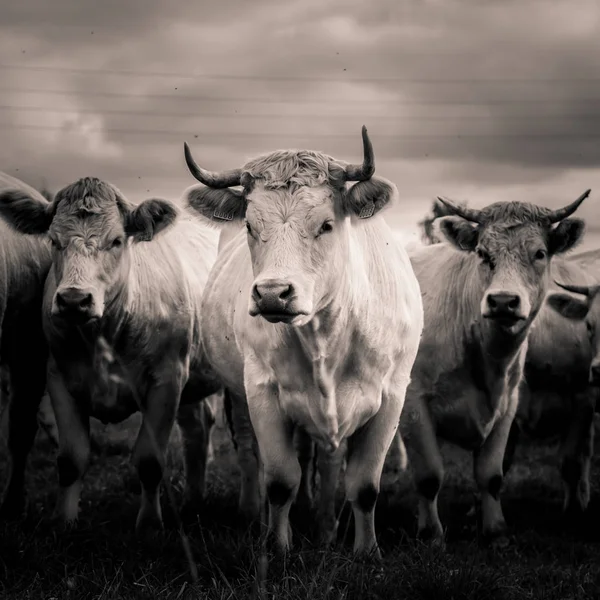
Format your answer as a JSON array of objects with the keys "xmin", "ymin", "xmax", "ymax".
[{"xmin": 2, "ymin": 0, "xmax": 600, "ymax": 239}]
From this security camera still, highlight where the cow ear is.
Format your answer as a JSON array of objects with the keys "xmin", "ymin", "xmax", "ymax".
[
  {"xmin": 547, "ymin": 292, "xmax": 590, "ymax": 321},
  {"xmin": 125, "ymin": 198, "xmax": 178, "ymax": 242},
  {"xmin": 436, "ymin": 216, "xmax": 479, "ymax": 251},
  {"xmin": 343, "ymin": 177, "xmax": 397, "ymax": 220},
  {"xmin": 0, "ymin": 190, "xmax": 54, "ymax": 235},
  {"xmin": 549, "ymin": 218, "xmax": 585, "ymax": 255},
  {"xmin": 185, "ymin": 185, "xmax": 246, "ymax": 227}
]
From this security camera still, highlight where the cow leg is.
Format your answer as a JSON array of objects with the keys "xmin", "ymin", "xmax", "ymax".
[
  {"xmin": 203, "ymin": 394, "xmax": 219, "ymax": 464},
  {"xmin": 245, "ymin": 376, "xmax": 299, "ymax": 553},
  {"xmin": 226, "ymin": 389, "xmax": 261, "ymax": 520},
  {"xmin": 472, "ymin": 405, "xmax": 517, "ymax": 542},
  {"xmin": 0, "ymin": 361, "xmax": 46, "ymax": 519},
  {"xmin": 132, "ymin": 378, "xmax": 182, "ymax": 532},
  {"xmin": 175, "ymin": 401, "xmax": 212, "ymax": 509},
  {"xmin": 560, "ymin": 391, "xmax": 595, "ymax": 517},
  {"xmin": 402, "ymin": 394, "xmax": 445, "ymax": 543},
  {"xmin": 37, "ymin": 393, "xmax": 59, "ymax": 448},
  {"xmin": 293, "ymin": 426, "xmax": 315, "ymax": 514},
  {"xmin": 315, "ymin": 441, "xmax": 345, "ymax": 545},
  {"xmin": 46, "ymin": 365, "xmax": 90, "ymax": 525},
  {"xmin": 345, "ymin": 378, "xmax": 409, "ymax": 558}
]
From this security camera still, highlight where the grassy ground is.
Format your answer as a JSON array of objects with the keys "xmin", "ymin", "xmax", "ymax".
[{"xmin": 1, "ymin": 408, "xmax": 600, "ymax": 600}]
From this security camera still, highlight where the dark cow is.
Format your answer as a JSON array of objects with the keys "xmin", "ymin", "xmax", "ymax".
[
  {"xmin": 0, "ymin": 177, "xmax": 255, "ymax": 529},
  {"xmin": 402, "ymin": 191, "xmax": 590, "ymax": 544},
  {"xmin": 0, "ymin": 172, "xmax": 52, "ymax": 519}
]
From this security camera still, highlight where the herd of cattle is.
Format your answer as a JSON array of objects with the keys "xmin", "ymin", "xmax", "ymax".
[{"xmin": 1, "ymin": 126, "xmax": 600, "ymax": 560}]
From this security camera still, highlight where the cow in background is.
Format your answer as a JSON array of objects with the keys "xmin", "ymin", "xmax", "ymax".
[
  {"xmin": 0, "ymin": 177, "xmax": 256, "ymax": 529},
  {"xmin": 403, "ymin": 191, "xmax": 589, "ymax": 544}
]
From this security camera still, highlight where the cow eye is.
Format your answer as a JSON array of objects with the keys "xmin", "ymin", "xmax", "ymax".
[
  {"xmin": 245, "ymin": 221, "xmax": 253, "ymax": 236},
  {"xmin": 476, "ymin": 248, "xmax": 493, "ymax": 267},
  {"xmin": 318, "ymin": 221, "xmax": 333, "ymax": 236},
  {"xmin": 50, "ymin": 237, "xmax": 62, "ymax": 251},
  {"xmin": 111, "ymin": 238, "xmax": 123, "ymax": 249},
  {"xmin": 534, "ymin": 249, "xmax": 547, "ymax": 260}
]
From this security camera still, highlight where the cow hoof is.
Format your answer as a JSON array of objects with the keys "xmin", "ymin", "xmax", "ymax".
[
  {"xmin": 315, "ymin": 514, "xmax": 339, "ymax": 546},
  {"xmin": 354, "ymin": 546, "xmax": 383, "ymax": 563},
  {"xmin": 135, "ymin": 512, "xmax": 164, "ymax": 535},
  {"xmin": 481, "ymin": 526, "xmax": 509, "ymax": 549},
  {"xmin": 416, "ymin": 525, "xmax": 445, "ymax": 548},
  {"xmin": 239, "ymin": 499, "xmax": 261, "ymax": 523},
  {"xmin": 57, "ymin": 518, "xmax": 80, "ymax": 533}
]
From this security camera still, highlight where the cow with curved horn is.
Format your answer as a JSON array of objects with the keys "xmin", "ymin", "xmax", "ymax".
[
  {"xmin": 402, "ymin": 189, "xmax": 590, "ymax": 545},
  {"xmin": 182, "ymin": 126, "xmax": 424, "ymax": 557}
]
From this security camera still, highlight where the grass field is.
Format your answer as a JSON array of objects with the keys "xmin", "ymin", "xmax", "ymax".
[{"xmin": 1, "ymin": 407, "xmax": 600, "ymax": 600}]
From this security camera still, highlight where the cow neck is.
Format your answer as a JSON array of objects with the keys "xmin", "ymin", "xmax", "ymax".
[{"xmin": 291, "ymin": 290, "xmax": 350, "ymax": 453}]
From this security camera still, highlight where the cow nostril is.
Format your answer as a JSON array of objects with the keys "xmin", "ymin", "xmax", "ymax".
[
  {"xmin": 80, "ymin": 294, "xmax": 93, "ymax": 308},
  {"xmin": 56, "ymin": 293, "xmax": 67, "ymax": 308},
  {"xmin": 279, "ymin": 285, "xmax": 292, "ymax": 300},
  {"xmin": 487, "ymin": 296, "xmax": 497, "ymax": 309},
  {"xmin": 508, "ymin": 297, "xmax": 519, "ymax": 310},
  {"xmin": 252, "ymin": 285, "xmax": 262, "ymax": 301}
]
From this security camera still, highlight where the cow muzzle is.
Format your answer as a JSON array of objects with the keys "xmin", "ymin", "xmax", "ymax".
[
  {"xmin": 482, "ymin": 291, "xmax": 527, "ymax": 330},
  {"xmin": 52, "ymin": 287, "xmax": 100, "ymax": 324},
  {"xmin": 249, "ymin": 278, "xmax": 309, "ymax": 324}
]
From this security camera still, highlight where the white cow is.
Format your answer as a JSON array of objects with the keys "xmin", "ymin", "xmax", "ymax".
[{"xmin": 182, "ymin": 126, "xmax": 424, "ymax": 557}]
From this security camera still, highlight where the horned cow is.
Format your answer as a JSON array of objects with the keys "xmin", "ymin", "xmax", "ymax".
[
  {"xmin": 183, "ymin": 126, "xmax": 424, "ymax": 557},
  {"xmin": 0, "ymin": 177, "xmax": 256, "ymax": 529},
  {"xmin": 403, "ymin": 191, "xmax": 590, "ymax": 544}
]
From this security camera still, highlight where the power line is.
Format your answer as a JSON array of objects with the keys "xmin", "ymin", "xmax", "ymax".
[
  {"xmin": 3, "ymin": 86, "xmax": 600, "ymax": 106},
  {"xmin": 2, "ymin": 123, "xmax": 600, "ymax": 139},
  {"xmin": 3, "ymin": 63, "xmax": 600, "ymax": 83},
  {"xmin": 4, "ymin": 104, "xmax": 600, "ymax": 120}
]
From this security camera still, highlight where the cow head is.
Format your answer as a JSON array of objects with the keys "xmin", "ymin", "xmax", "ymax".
[
  {"xmin": 547, "ymin": 282, "xmax": 600, "ymax": 385},
  {"xmin": 435, "ymin": 192, "xmax": 589, "ymax": 335},
  {"xmin": 184, "ymin": 126, "xmax": 398, "ymax": 326},
  {"xmin": 0, "ymin": 177, "xmax": 177, "ymax": 325}
]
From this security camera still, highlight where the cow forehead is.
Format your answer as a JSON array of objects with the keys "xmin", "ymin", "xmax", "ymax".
[
  {"xmin": 247, "ymin": 183, "xmax": 336, "ymax": 223},
  {"xmin": 479, "ymin": 221, "xmax": 546, "ymax": 250},
  {"xmin": 51, "ymin": 196, "xmax": 123, "ymax": 238}
]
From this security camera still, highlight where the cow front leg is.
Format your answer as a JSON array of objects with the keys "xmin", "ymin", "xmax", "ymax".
[
  {"xmin": 46, "ymin": 364, "xmax": 90, "ymax": 525},
  {"xmin": 226, "ymin": 388, "xmax": 261, "ymax": 520},
  {"xmin": 132, "ymin": 378, "xmax": 182, "ymax": 532},
  {"xmin": 315, "ymin": 440, "xmax": 345, "ymax": 545},
  {"xmin": 345, "ymin": 377, "xmax": 409, "ymax": 558},
  {"xmin": 401, "ymin": 392, "xmax": 445, "ymax": 544},
  {"xmin": 472, "ymin": 406, "xmax": 517, "ymax": 542},
  {"xmin": 560, "ymin": 390, "xmax": 595, "ymax": 517},
  {"xmin": 245, "ymin": 377, "xmax": 299, "ymax": 553},
  {"xmin": 293, "ymin": 426, "xmax": 316, "ymax": 514},
  {"xmin": 176, "ymin": 401, "xmax": 212, "ymax": 509}
]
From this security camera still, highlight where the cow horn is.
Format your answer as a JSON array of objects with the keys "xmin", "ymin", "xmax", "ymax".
[
  {"xmin": 436, "ymin": 196, "xmax": 483, "ymax": 223},
  {"xmin": 183, "ymin": 142, "xmax": 242, "ymax": 189},
  {"xmin": 554, "ymin": 280, "xmax": 600, "ymax": 298},
  {"xmin": 547, "ymin": 189, "xmax": 591, "ymax": 223},
  {"xmin": 343, "ymin": 125, "xmax": 375, "ymax": 181}
]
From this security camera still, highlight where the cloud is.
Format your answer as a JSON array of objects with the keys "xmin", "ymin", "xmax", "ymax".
[{"xmin": 1, "ymin": 0, "xmax": 600, "ymax": 231}]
